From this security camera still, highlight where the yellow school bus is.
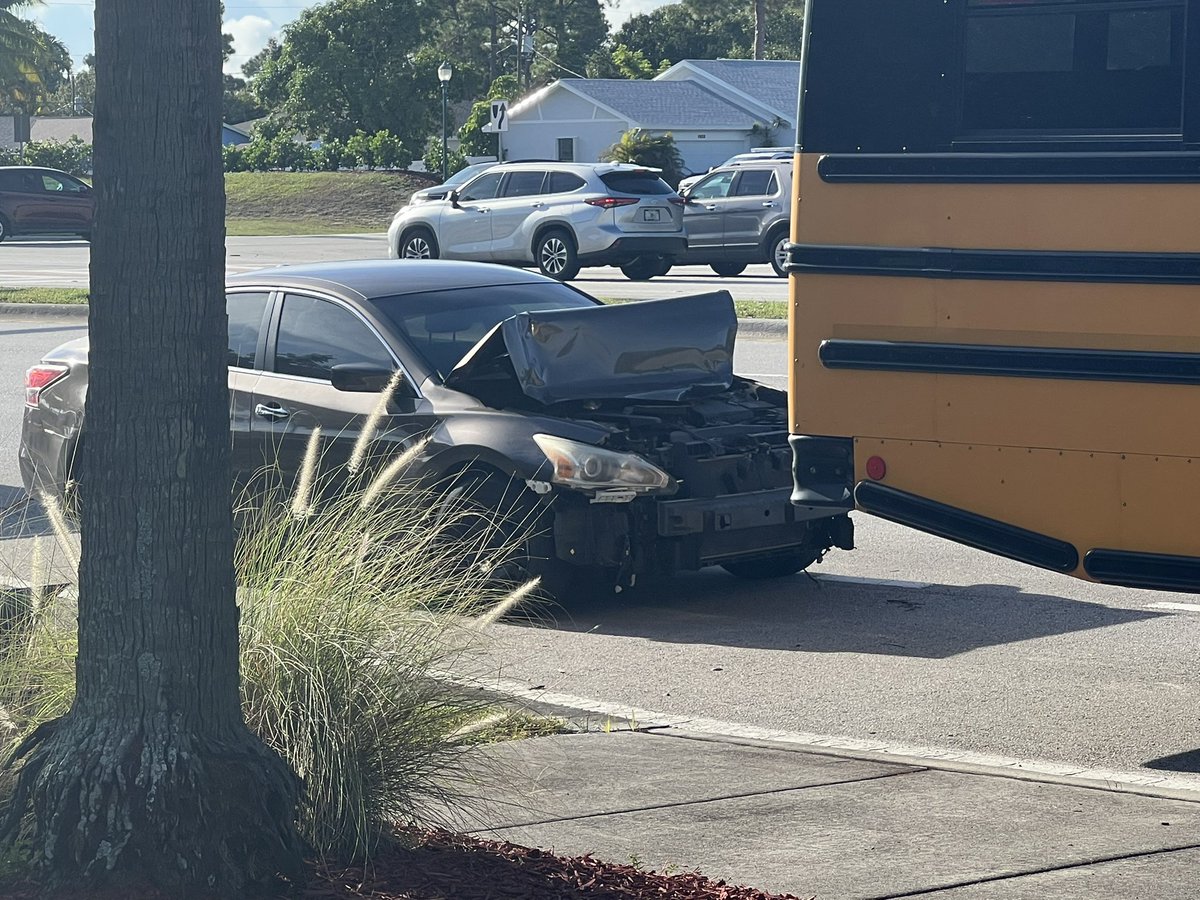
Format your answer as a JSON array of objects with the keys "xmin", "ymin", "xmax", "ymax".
[{"xmin": 789, "ymin": 0, "xmax": 1200, "ymax": 591}]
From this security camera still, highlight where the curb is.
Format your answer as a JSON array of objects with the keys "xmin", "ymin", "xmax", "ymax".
[
  {"xmin": 0, "ymin": 304, "xmax": 789, "ymax": 336},
  {"xmin": 451, "ymin": 675, "xmax": 1200, "ymax": 806},
  {"xmin": 738, "ymin": 317, "xmax": 786, "ymax": 339},
  {"xmin": 0, "ymin": 303, "xmax": 88, "ymax": 319}
]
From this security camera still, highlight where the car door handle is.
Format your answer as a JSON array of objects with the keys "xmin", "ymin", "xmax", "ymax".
[
  {"xmin": 254, "ymin": 403, "xmax": 290, "ymax": 420},
  {"xmin": 530, "ymin": 202, "xmax": 545, "ymax": 208},
  {"xmin": 705, "ymin": 204, "xmax": 718, "ymax": 211},
  {"xmin": 762, "ymin": 201, "xmax": 778, "ymax": 208}
]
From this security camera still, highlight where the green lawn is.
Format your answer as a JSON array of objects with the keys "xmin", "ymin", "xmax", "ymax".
[
  {"xmin": 224, "ymin": 171, "xmax": 433, "ymax": 235},
  {"xmin": 0, "ymin": 288, "xmax": 89, "ymax": 305}
]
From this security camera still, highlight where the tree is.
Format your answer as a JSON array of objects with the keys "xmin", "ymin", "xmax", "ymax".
[
  {"xmin": 611, "ymin": 0, "xmax": 805, "ymax": 67},
  {"xmin": 0, "ymin": 0, "xmax": 304, "ymax": 893},
  {"xmin": 0, "ymin": 4, "xmax": 71, "ymax": 113},
  {"xmin": 602, "ymin": 128, "xmax": 684, "ymax": 187},
  {"xmin": 458, "ymin": 73, "xmax": 517, "ymax": 158},
  {"xmin": 252, "ymin": 0, "xmax": 442, "ymax": 148}
]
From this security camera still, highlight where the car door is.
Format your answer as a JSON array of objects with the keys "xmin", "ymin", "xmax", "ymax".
[
  {"xmin": 437, "ymin": 171, "xmax": 503, "ymax": 259},
  {"xmin": 487, "ymin": 170, "xmax": 548, "ymax": 261},
  {"xmin": 681, "ymin": 169, "xmax": 737, "ymax": 257},
  {"xmin": 250, "ymin": 292, "xmax": 428, "ymax": 491},
  {"xmin": 225, "ymin": 289, "xmax": 271, "ymax": 485},
  {"xmin": 5, "ymin": 170, "xmax": 50, "ymax": 233},
  {"xmin": 723, "ymin": 168, "xmax": 781, "ymax": 256},
  {"xmin": 34, "ymin": 171, "xmax": 93, "ymax": 234}
]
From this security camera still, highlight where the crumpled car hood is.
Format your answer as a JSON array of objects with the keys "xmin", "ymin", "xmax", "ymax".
[{"xmin": 445, "ymin": 291, "xmax": 737, "ymax": 405}]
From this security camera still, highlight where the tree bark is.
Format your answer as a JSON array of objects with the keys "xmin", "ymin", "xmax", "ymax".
[
  {"xmin": 2, "ymin": 0, "xmax": 304, "ymax": 894},
  {"xmin": 753, "ymin": 0, "xmax": 767, "ymax": 59}
]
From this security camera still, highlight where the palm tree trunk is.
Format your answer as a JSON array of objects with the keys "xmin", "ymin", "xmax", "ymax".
[
  {"xmin": 0, "ymin": 0, "xmax": 305, "ymax": 894},
  {"xmin": 753, "ymin": 0, "xmax": 767, "ymax": 59}
]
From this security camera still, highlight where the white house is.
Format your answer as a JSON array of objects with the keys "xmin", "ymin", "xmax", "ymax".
[{"xmin": 501, "ymin": 59, "xmax": 801, "ymax": 175}]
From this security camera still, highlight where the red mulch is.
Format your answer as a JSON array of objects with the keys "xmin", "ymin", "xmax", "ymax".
[
  {"xmin": 309, "ymin": 829, "xmax": 808, "ymax": 899},
  {"xmin": 0, "ymin": 828, "xmax": 809, "ymax": 900}
]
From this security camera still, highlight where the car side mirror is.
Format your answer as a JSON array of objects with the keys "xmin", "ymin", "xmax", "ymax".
[
  {"xmin": 447, "ymin": 189, "xmax": 460, "ymax": 207},
  {"xmin": 330, "ymin": 364, "xmax": 413, "ymax": 396}
]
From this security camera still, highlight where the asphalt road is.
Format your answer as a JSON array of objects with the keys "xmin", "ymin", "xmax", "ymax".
[
  {"xmin": 2, "ymin": 316, "xmax": 1198, "ymax": 789},
  {"xmin": 0, "ymin": 235, "xmax": 790, "ymax": 302}
]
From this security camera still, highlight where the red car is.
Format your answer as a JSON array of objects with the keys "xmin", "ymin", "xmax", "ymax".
[{"xmin": 0, "ymin": 166, "xmax": 93, "ymax": 242}]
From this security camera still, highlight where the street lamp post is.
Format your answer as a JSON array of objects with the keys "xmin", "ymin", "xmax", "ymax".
[{"xmin": 438, "ymin": 61, "xmax": 453, "ymax": 183}]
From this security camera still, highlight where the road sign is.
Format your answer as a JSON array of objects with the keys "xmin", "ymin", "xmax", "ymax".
[{"xmin": 488, "ymin": 99, "xmax": 509, "ymax": 133}]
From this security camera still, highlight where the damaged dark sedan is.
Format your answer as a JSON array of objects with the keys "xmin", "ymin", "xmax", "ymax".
[{"xmin": 20, "ymin": 260, "xmax": 852, "ymax": 595}]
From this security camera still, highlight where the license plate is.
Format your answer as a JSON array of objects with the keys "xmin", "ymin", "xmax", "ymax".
[{"xmin": 642, "ymin": 208, "xmax": 662, "ymax": 222}]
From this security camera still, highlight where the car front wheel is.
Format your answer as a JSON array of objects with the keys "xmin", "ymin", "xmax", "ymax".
[
  {"xmin": 711, "ymin": 262, "xmax": 747, "ymax": 277},
  {"xmin": 721, "ymin": 547, "xmax": 820, "ymax": 580},
  {"xmin": 620, "ymin": 255, "xmax": 672, "ymax": 280},
  {"xmin": 535, "ymin": 230, "xmax": 580, "ymax": 281},
  {"xmin": 400, "ymin": 228, "xmax": 439, "ymax": 260},
  {"xmin": 768, "ymin": 230, "xmax": 790, "ymax": 278},
  {"xmin": 0, "ymin": 216, "xmax": 9, "ymax": 244}
]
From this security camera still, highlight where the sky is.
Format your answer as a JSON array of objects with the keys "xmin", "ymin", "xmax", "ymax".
[{"xmin": 30, "ymin": 0, "xmax": 678, "ymax": 76}]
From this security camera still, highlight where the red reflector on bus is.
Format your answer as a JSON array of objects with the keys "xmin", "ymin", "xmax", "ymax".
[{"xmin": 865, "ymin": 456, "xmax": 887, "ymax": 481}]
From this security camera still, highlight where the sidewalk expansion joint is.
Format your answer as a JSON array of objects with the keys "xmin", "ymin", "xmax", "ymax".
[
  {"xmin": 464, "ymin": 768, "xmax": 922, "ymax": 834},
  {"xmin": 866, "ymin": 840, "xmax": 1200, "ymax": 899}
]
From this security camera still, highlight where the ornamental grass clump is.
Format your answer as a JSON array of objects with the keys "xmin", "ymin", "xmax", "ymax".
[{"xmin": 0, "ymin": 430, "xmax": 539, "ymax": 867}]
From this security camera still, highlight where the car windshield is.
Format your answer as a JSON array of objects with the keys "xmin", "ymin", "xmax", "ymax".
[
  {"xmin": 443, "ymin": 163, "xmax": 492, "ymax": 188},
  {"xmin": 369, "ymin": 282, "xmax": 598, "ymax": 378}
]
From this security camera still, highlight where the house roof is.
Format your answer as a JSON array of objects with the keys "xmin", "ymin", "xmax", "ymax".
[
  {"xmin": 557, "ymin": 79, "xmax": 759, "ymax": 129},
  {"xmin": 662, "ymin": 59, "xmax": 801, "ymax": 123}
]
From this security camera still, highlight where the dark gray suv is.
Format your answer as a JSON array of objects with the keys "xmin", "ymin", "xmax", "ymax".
[{"xmin": 675, "ymin": 160, "xmax": 792, "ymax": 278}]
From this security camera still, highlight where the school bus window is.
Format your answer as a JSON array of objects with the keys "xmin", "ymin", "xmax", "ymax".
[{"xmin": 961, "ymin": 0, "xmax": 1184, "ymax": 134}]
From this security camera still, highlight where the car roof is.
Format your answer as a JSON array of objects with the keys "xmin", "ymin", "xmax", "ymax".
[
  {"xmin": 0, "ymin": 165, "xmax": 71, "ymax": 174},
  {"xmin": 226, "ymin": 259, "xmax": 566, "ymax": 301},
  {"xmin": 481, "ymin": 161, "xmax": 662, "ymax": 175}
]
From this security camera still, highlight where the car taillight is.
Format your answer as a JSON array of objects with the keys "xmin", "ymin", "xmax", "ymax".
[
  {"xmin": 25, "ymin": 364, "xmax": 69, "ymax": 407},
  {"xmin": 585, "ymin": 197, "xmax": 640, "ymax": 209},
  {"xmin": 668, "ymin": 196, "xmax": 686, "ymax": 206}
]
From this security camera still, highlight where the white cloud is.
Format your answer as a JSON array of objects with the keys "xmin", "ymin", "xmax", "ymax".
[{"xmin": 224, "ymin": 14, "xmax": 276, "ymax": 76}]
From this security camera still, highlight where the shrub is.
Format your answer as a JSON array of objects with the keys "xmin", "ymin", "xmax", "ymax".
[
  {"xmin": 0, "ymin": 137, "xmax": 92, "ymax": 176},
  {"xmin": 422, "ymin": 142, "xmax": 469, "ymax": 181},
  {"xmin": 0, "ymin": 423, "xmax": 538, "ymax": 866}
]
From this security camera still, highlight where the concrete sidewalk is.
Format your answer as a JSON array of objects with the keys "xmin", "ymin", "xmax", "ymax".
[{"xmin": 461, "ymin": 729, "xmax": 1200, "ymax": 899}]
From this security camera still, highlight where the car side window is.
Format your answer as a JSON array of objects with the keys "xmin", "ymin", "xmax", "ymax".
[
  {"xmin": 0, "ymin": 172, "xmax": 20, "ymax": 191},
  {"xmin": 274, "ymin": 294, "xmax": 394, "ymax": 381},
  {"xmin": 39, "ymin": 174, "xmax": 70, "ymax": 192},
  {"xmin": 546, "ymin": 171, "xmax": 586, "ymax": 193},
  {"xmin": 501, "ymin": 171, "xmax": 547, "ymax": 197},
  {"xmin": 733, "ymin": 170, "xmax": 776, "ymax": 197},
  {"xmin": 690, "ymin": 171, "xmax": 736, "ymax": 200},
  {"xmin": 227, "ymin": 291, "xmax": 271, "ymax": 369},
  {"xmin": 458, "ymin": 172, "xmax": 503, "ymax": 202}
]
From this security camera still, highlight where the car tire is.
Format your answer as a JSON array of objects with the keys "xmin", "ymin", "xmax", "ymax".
[
  {"xmin": 399, "ymin": 227, "xmax": 439, "ymax": 260},
  {"xmin": 438, "ymin": 470, "xmax": 576, "ymax": 602},
  {"xmin": 535, "ymin": 230, "xmax": 580, "ymax": 281},
  {"xmin": 767, "ymin": 228, "xmax": 790, "ymax": 278},
  {"xmin": 711, "ymin": 262, "xmax": 747, "ymax": 277},
  {"xmin": 620, "ymin": 256, "xmax": 668, "ymax": 280},
  {"xmin": 0, "ymin": 215, "xmax": 10, "ymax": 244},
  {"xmin": 720, "ymin": 547, "xmax": 820, "ymax": 580}
]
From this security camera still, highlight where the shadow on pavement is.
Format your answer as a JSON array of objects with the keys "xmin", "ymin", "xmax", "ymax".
[
  {"xmin": 0, "ymin": 485, "xmax": 53, "ymax": 540},
  {"xmin": 0, "ymin": 324, "xmax": 88, "ymax": 338},
  {"xmin": 1145, "ymin": 749, "xmax": 1200, "ymax": 773},
  {"xmin": 527, "ymin": 569, "xmax": 1164, "ymax": 659}
]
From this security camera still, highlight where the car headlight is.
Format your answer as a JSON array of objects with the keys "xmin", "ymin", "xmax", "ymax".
[{"xmin": 533, "ymin": 434, "xmax": 673, "ymax": 494}]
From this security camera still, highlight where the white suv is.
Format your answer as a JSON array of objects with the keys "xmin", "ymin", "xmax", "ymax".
[{"xmin": 387, "ymin": 162, "xmax": 686, "ymax": 281}]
